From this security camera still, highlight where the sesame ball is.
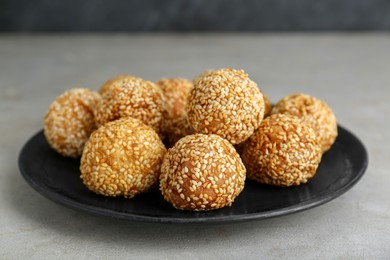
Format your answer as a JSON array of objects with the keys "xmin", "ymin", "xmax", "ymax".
[
  {"xmin": 242, "ymin": 114, "xmax": 322, "ymax": 187},
  {"xmin": 271, "ymin": 93, "xmax": 337, "ymax": 152},
  {"xmin": 187, "ymin": 68, "xmax": 265, "ymax": 145},
  {"xmin": 165, "ymin": 116, "xmax": 194, "ymax": 147},
  {"xmin": 160, "ymin": 134, "xmax": 246, "ymax": 211},
  {"xmin": 155, "ymin": 78, "xmax": 193, "ymax": 121},
  {"xmin": 44, "ymin": 88, "xmax": 101, "ymax": 158},
  {"xmin": 99, "ymin": 74, "xmax": 130, "ymax": 95},
  {"xmin": 94, "ymin": 75, "xmax": 167, "ymax": 135},
  {"xmin": 155, "ymin": 78, "xmax": 194, "ymax": 144},
  {"xmin": 80, "ymin": 117, "xmax": 166, "ymax": 198},
  {"xmin": 263, "ymin": 93, "xmax": 272, "ymax": 117}
]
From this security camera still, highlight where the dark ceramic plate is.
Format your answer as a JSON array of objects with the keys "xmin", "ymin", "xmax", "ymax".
[{"xmin": 18, "ymin": 126, "xmax": 368, "ymax": 224}]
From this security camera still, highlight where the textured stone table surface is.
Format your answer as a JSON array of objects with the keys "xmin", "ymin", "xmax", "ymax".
[{"xmin": 0, "ymin": 34, "xmax": 389, "ymax": 259}]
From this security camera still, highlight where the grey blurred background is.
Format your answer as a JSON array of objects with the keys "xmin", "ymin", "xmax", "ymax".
[{"xmin": 1, "ymin": 0, "xmax": 390, "ymax": 32}]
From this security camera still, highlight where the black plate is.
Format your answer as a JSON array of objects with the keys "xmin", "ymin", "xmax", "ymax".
[{"xmin": 18, "ymin": 126, "xmax": 368, "ymax": 224}]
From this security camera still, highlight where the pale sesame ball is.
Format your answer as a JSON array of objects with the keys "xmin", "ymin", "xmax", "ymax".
[
  {"xmin": 271, "ymin": 93, "xmax": 337, "ymax": 152},
  {"xmin": 187, "ymin": 68, "xmax": 265, "ymax": 145},
  {"xmin": 44, "ymin": 88, "xmax": 101, "ymax": 158},
  {"xmin": 160, "ymin": 134, "xmax": 246, "ymax": 211},
  {"xmin": 94, "ymin": 75, "xmax": 167, "ymax": 135},
  {"xmin": 242, "ymin": 114, "xmax": 322, "ymax": 187},
  {"xmin": 80, "ymin": 117, "xmax": 166, "ymax": 198},
  {"xmin": 193, "ymin": 69, "xmax": 215, "ymax": 85},
  {"xmin": 155, "ymin": 78, "xmax": 193, "ymax": 121}
]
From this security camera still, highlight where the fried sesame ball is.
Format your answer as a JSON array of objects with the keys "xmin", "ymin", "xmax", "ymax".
[
  {"xmin": 44, "ymin": 88, "xmax": 101, "ymax": 158},
  {"xmin": 271, "ymin": 93, "xmax": 337, "ymax": 152},
  {"xmin": 165, "ymin": 116, "xmax": 194, "ymax": 147},
  {"xmin": 80, "ymin": 117, "xmax": 166, "ymax": 198},
  {"xmin": 94, "ymin": 75, "xmax": 167, "ymax": 135},
  {"xmin": 160, "ymin": 134, "xmax": 246, "ymax": 211},
  {"xmin": 99, "ymin": 74, "xmax": 130, "ymax": 95},
  {"xmin": 187, "ymin": 68, "xmax": 265, "ymax": 145},
  {"xmin": 155, "ymin": 78, "xmax": 193, "ymax": 121},
  {"xmin": 263, "ymin": 93, "xmax": 272, "ymax": 117},
  {"xmin": 155, "ymin": 78, "xmax": 194, "ymax": 144},
  {"xmin": 242, "ymin": 114, "xmax": 322, "ymax": 187},
  {"xmin": 193, "ymin": 69, "xmax": 215, "ymax": 85}
]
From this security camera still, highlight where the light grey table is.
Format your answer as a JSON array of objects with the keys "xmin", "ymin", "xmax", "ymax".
[{"xmin": 1, "ymin": 34, "xmax": 389, "ymax": 259}]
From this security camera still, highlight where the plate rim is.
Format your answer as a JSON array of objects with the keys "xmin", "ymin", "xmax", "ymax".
[{"xmin": 18, "ymin": 125, "xmax": 368, "ymax": 224}]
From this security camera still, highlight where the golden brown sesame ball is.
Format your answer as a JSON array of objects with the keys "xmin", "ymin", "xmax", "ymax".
[
  {"xmin": 155, "ymin": 78, "xmax": 193, "ymax": 121},
  {"xmin": 94, "ymin": 75, "xmax": 167, "ymax": 135},
  {"xmin": 160, "ymin": 134, "xmax": 246, "ymax": 211},
  {"xmin": 99, "ymin": 74, "xmax": 130, "ymax": 95},
  {"xmin": 155, "ymin": 78, "xmax": 194, "ymax": 144},
  {"xmin": 263, "ymin": 93, "xmax": 272, "ymax": 117},
  {"xmin": 44, "ymin": 88, "xmax": 101, "ymax": 158},
  {"xmin": 80, "ymin": 117, "xmax": 166, "ymax": 198},
  {"xmin": 165, "ymin": 116, "xmax": 194, "ymax": 147},
  {"xmin": 242, "ymin": 114, "xmax": 322, "ymax": 187},
  {"xmin": 271, "ymin": 93, "xmax": 337, "ymax": 152},
  {"xmin": 187, "ymin": 68, "xmax": 265, "ymax": 145}
]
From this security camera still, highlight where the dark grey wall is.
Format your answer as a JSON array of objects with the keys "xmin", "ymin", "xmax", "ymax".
[{"xmin": 1, "ymin": 0, "xmax": 390, "ymax": 31}]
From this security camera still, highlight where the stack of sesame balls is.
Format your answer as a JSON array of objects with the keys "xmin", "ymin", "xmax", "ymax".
[{"xmin": 44, "ymin": 68, "xmax": 337, "ymax": 211}]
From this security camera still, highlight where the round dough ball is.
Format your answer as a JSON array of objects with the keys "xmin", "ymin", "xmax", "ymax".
[
  {"xmin": 242, "ymin": 114, "xmax": 322, "ymax": 186},
  {"xmin": 160, "ymin": 134, "xmax": 246, "ymax": 211},
  {"xmin": 271, "ymin": 93, "xmax": 337, "ymax": 152},
  {"xmin": 187, "ymin": 68, "xmax": 265, "ymax": 144},
  {"xmin": 44, "ymin": 88, "xmax": 101, "ymax": 158},
  {"xmin": 95, "ymin": 75, "xmax": 167, "ymax": 135},
  {"xmin": 80, "ymin": 117, "xmax": 166, "ymax": 198}
]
